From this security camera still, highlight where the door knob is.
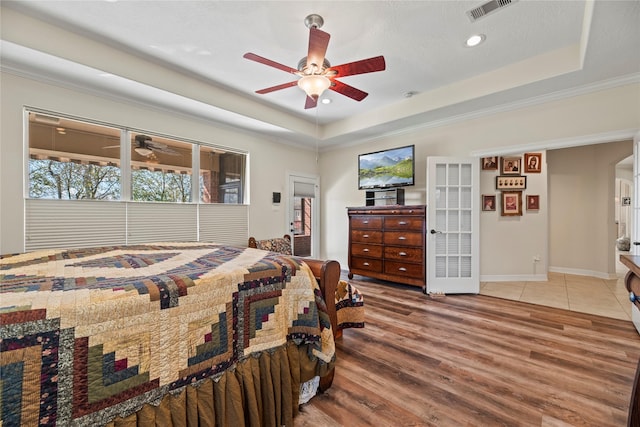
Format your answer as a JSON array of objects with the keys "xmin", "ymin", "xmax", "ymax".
[{"xmin": 430, "ymin": 229, "xmax": 442, "ymax": 234}]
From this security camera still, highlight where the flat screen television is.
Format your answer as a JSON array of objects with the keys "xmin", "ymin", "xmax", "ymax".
[{"xmin": 358, "ymin": 145, "xmax": 415, "ymax": 190}]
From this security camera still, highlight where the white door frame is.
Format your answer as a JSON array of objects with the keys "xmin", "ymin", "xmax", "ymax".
[
  {"xmin": 629, "ymin": 131, "xmax": 640, "ymax": 333},
  {"xmin": 426, "ymin": 156, "xmax": 480, "ymax": 294},
  {"xmin": 287, "ymin": 172, "xmax": 320, "ymax": 258}
]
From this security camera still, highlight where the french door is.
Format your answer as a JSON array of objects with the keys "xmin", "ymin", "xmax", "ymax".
[{"xmin": 426, "ymin": 157, "xmax": 479, "ymax": 294}]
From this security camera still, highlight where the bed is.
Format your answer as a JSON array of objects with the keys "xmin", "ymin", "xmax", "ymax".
[{"xmin": 0, "ymin": 242, "xmax": 341, "ymax": 426}]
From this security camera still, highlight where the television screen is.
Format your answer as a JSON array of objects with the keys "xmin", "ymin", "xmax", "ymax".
[{"xmin": 358, "ymin": 145, "xmax": 415, "ymax": 189}]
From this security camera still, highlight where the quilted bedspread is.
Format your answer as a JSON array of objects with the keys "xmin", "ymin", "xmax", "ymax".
[
  {"xmin": 0, "ymin": 242, "xmax": 334, "ymax": 426},
  {"xmin": 335, "ymin": 280, "xmax": 365, "ymax": 330}
]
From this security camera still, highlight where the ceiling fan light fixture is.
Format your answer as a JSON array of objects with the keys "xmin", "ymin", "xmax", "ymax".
[
  {"xmin": 297, "ymin": 74, "xmax": 331, "ymax": 100},
  {"xmin": 135, "ymin": 147, "xmax": 153, "ymax": 156}
]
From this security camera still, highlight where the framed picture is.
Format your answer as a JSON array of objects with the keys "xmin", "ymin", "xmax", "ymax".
[
  {"xmin": 527, "ymin": 195, "xmax": 540, "ymax": 210},
  {"xmin": 524, "ymin": 153, "xmax": 542, "ymax": 173},
  {"xmin": 482, "ymin": 194, "xmax": 496, "ymax": 211},
  {"xmin": 501, "ymin": 156, "xmax": 521, "ymax": 175},
  {"xmin": 496, "ymin": 175, "xmax": 526, "ymax": 190},
  {"xmin": 623, "ymin": 197, "xmax": 631, "ymax": 206},
  {"xmin": 501, "ymin": 191, "xmax": 522, "ymax": 216},
  {"xmin": 481, "ymin": 156, "xmax": 498, "ymax": 170}
]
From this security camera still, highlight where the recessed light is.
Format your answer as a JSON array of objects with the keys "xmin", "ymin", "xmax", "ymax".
[
  {"xmin": 321, "ymin": 98, "xmax": 331, "ymax": 104},
  {"xmin": 465, "ymin": 34, "xmax": 486, "ymax": 47}
]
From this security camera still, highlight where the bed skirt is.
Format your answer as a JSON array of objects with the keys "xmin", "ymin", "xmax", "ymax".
[{"xmin": 106, "ymin": 342, "xmax": 331, "ymax": 427}]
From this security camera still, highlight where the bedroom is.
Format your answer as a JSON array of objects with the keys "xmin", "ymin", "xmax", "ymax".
[{"xmin": 1, "ymin": 1, "xmax": 640, "ymax": 425}]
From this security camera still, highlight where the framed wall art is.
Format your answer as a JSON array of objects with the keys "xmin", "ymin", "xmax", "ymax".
[
  {"xmin": 524, "ymin": 153, "xmax": 542, "ymax": 173},
  {"xmin": 501, "ymin": 191, "xmax": 522, "ymax": 216},
  {"xmin": 482, "ymin": 194, "xmax": 496, "ymax": 211},
  {"xmin": 500, "ymin": 156, "xmax": 521, "ymax": 175},
  {"xmin": 496, "ymin": 175, "xmax": 526, "ymax": 190},
  {"xmin": 527, "ymin": 195, "xmax": 540, "ymax": 210},
  {"xmin": 481, "ymin": 156, "xmax": 498, "ymax": 170}
]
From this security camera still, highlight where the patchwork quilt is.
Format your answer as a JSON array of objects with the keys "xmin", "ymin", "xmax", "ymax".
[
  {"xmin": 335, "ymin": 280, "xmax": 365, "ymax": 330},
  {"xmin": 0, "ymin": 243, "xmax": 334, "ymax": 426}
]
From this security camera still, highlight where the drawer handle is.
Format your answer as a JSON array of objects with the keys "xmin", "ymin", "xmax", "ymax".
[
  {"xmin": 363, "ymin": 234, "xmax": 370, "ymax": 238},
  {"xmin": 363, "ymin": 262, "xmax": 370, "ymax": 266},
  {"xmin": 363, "ymin": 220, "xmax": 369, "ymax": 224},
  {"xmin": 398, "ymin": 236, "xmax": 406, "ymax": 240},
  {"xmin": 363, "ymin": 248, "xmax": 369, "ymax": 252},
  {"xmin": 398, "ymin": 221, "xmax": 407, "ymax": 225},
  {"xmin": 399, "ymin": 252, "xmax": 407, "ymax": 256},
  {"xmin": 398, "ymin": 267, "xmax": 407, "ymax": 272}
]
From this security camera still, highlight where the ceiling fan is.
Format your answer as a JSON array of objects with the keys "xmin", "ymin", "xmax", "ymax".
[
  {"xmin": 243, "ymin": 14, "xmax": 386, "ymax": 109},
  {"xmin": 104, "ymin": 135, "xmax": 180, "ymax": 157}
]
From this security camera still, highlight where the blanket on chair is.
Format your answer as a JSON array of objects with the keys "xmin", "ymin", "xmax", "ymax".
[{"xmin": 335, "ymin": 280, "xmax": 365, "ymax": 330}]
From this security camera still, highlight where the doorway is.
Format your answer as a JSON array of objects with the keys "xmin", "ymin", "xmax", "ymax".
[{"xmin": 287, "ymin": 173, "xmax": 319, "ymax": 258}]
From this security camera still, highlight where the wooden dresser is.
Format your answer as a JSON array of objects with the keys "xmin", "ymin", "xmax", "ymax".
[{"xmin": 347, "ymin": 205, "xmax": 426, "ymax": 287}]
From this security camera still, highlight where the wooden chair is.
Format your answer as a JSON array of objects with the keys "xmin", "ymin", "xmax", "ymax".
[{"xmin": 248, "ymin": 234, "xmax": 292, "ymax": 255}]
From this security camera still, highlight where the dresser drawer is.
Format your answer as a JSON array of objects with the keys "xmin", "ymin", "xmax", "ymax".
[
  {"xmin": 352, "ymin": 243, "xmax": 383, "ymax": 258},
  {"xmin": 383, "ymin": 231, "xmax": 423, "ymax": 246},
  {"xmin": 384, "ymin": 261, "xmax": 424, "ymax": 279},
  {"xmin": 351, "ymin": 257, "xmax": 383, "ymax": 273},
  {"xmin": 351, "ymin": 230, "xmax": 383, "ymax": 244},
  {"xmin": 384, "ymin": 246, "xmax": 423, "ymax": 262},
  {"xmin": 384, "ymin": 216, "xmax": 424, "ymax": 231},
  {"xmin": 351, "ymin": 216, "xmax": 383, "ymax": 229}
]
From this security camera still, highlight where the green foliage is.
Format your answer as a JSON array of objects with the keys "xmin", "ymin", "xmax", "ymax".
[
  {"xmin": 29, "ymin": 159, "xmax": 120, "ymax": 200},
  {"xmin": 359, "ymin": 158, "xmax": 413, "ymax": 180},
  {"xmin": 29, "ymin": 159, "xmax": 193, "ymax": 202},
  {"xmin": 132, "ymin": 169, "xmax": 192, "ymax": 202}
]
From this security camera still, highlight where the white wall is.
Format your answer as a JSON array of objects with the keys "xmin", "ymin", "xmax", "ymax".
[
  {"xmin": 2, "ymin": 73, "xmax": 639, "ymax": 280},
  {"xmin": 0, "ymin": 72, "xmax": 319, "ymax": 254},
  {"xmin": 479, "ymin": 151, "xmax": 548, "ymax": 281},
  {"xmin": 319, "ymin": 84, "xmax": 640, "ymax": 279}
]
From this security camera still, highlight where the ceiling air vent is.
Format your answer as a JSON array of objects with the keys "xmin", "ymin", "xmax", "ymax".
[{"xmin": 466, "ymin": 0, "xmax": 518, "ymax": 22}]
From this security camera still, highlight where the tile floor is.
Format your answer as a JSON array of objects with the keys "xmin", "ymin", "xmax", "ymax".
[{"xmin": 480, "ymin": 254, "xmax": 633, "ymax": 321}]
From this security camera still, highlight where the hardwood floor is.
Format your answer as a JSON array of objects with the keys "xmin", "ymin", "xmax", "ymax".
[{"xmin": 295, "ymin": 277, "xmax": 640, "ymax": 427}]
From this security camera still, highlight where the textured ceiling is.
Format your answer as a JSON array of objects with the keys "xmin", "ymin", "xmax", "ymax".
[{"xmin": 1, "ymin": 0, "xmax": 639, "ymax": 149}]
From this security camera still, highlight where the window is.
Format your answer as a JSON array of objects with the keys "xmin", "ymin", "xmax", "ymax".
[
  {"xmin": 27, "ymin": 111, "xmax": 247, "ymax": 204},
  {"xmin": 199, "ymin": 147, "xmax": 245, "ymax": 204},
  {"xmin": 131, "ymin": 133, "xmax": 193, "ymax": 202},
  {"xmin": 28, "ymin": 113, "xmax": 121, "ymax": 200}
]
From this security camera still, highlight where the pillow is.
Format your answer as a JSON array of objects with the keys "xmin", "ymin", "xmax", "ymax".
[{"xmin": 256, "ymin": 238, "xmax": 292, "ymax": 255}]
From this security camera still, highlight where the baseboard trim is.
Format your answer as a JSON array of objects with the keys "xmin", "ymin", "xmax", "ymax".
[{"xmin": 548, "ymin": 266, "xmax": 618, "ymax": 280}]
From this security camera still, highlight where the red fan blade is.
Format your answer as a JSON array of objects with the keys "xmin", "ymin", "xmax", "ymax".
[
  {"xmin": 304, "ymin": 95, "xmax": 318, "ymax": 109},
  {"xmin": 255, "ymin": 81, "xmax": 299, "ymax": 94},
  {"xmin": 329, "ymin": 79, "xmax": 368, "ymax": 101},
  {"xmin": 306, "ymin": 27, "xmax": 330, "ymax": 70},
  {"xmin": 328, "ymin": 56, "xmax": 386, "ymax": 78},
  {"xmin": 243, "ymin": 53, "xmax": 298, "ymax": 74}
]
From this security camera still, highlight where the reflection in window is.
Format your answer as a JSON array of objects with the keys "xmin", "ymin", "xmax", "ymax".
[
  {"xmin": 131, "ymin": 134, "xmax": 192, "ymax": 202},
  {"xmin": 200, "ymin": 146, "xmax": 245, "ymax": 204},
  {"xmin": 28, "ymin": 113, "xmax": 121, "ymax": 200}
]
